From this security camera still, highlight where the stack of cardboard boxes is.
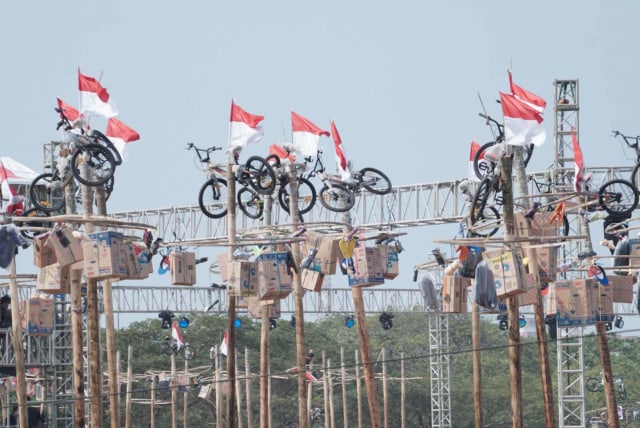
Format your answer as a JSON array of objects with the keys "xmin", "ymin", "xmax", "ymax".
[{"xmin": 546, "ymin": 278, "xmax": 614, "ymax": 327}]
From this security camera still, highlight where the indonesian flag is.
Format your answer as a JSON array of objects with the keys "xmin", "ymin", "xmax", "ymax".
[
  {"xmin": 56, "ymin": 97, "xmax": 81, "ymax": 123},
  {"xmin": 0, "ymin": 163, "xmax": 23, "ymax": 215},
  {"xmin": 291, "ymin": 366, "xmax": 318, "ymax": 382},
  {"xmin": 171, "ymin": 321, "xmax": 184, "ymax": 350},
  {"xmin": 508, "ymin": 70, "xmax": 546, "ymax": 113},
  {"xmin": 330, "ymin": 120, "xmax": 351, "ymax": 180},
  {"xmin": 229, "ymin": 100, "xmax": 264, "ymax": 153},
  {"xmin": 291, "ymin": 111, "xmax": 330, "ymax": 158},
  {"xmin": 571, "ymin": 128, "xmax": 586, "ymax": 192},
  {"xmin": 468, "ymin": 141, "xmax": 481, "ymax": 181},
  {"xmin": 78, "ymin": 69, "xmax": 119, "ymax": 118},
  {"xmin": 106, "ymin": 117, "xmax": 140, "ymax": 160},
  {"xmin": 499, "ymin": 92, "xmax": 546, "ymax": 147},
  {"xmin": 219, "ymin": 330, "xmax": 228, "ymax": 356}
]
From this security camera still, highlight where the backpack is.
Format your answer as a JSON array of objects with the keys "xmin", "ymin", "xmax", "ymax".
[
  {"xmin": 457, "ymin": 247, "xmax": 484, "ymax": 279},
  {"xmin": 474, "ymin": 261, "xmax": 498, "ymax": 309},
  {"xmin": 419, "ymin": 277, "xmax": 438, "ymax": 310}
]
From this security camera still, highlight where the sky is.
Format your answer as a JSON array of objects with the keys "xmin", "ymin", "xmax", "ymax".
[{"xmin": 2, "ymin": 1, "xmax": 640, "ymax": 327}]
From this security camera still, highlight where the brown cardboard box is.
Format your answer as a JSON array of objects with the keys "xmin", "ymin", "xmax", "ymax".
[
  {"xmin": 347, "ymin": 246, "xmax": 385, "ymax": 288},
  {"xmin": 131, "ymin": 242, "xmax": 153, "ymax": 278},
  {"xmin": 20, "ymin": 297, "xmax": 54, "ymax": 336},
  {"xmin": 378, "ymin": 246, "xmax": 399, "ymax": 279},
  {"xmin": 553, "ymin": 278, "xmax": 613, "ymax": 326},
  {"xmin": 535, "ymin": 246, "xmax": 557, "ymax": 282},
  {"xmin": 227, "ymin": 260, "xmax": 257, "ymax": 297},
  {"xmin": 217, "ymin": 253, "xmax": 229, "ymax": 282},
  {"xmin": 33, "ymin": 232, "xmax": 56, "ymax": 268},
  {"xmin": 36, "ymin": 263, "xmax": 70, "ymax": 294},
  {"xmin": 513, "ymin": 211, "xmax": 530, "ymax": 238},
  {"xmin": 609, "ymin": 274, "xmax": 634, "ymax": 303},
  {"xmin": 303, "ymin": 231, "xmax": 340, "ymax": 274},
  {"xmin": 486, "ymin": 250, "xmax": 527, "ymax": 297},
  {"xmin": 247, "ymin": 297, "xmax": 281, "ymax": 319},
  {"xmin": 49, "ymin": 227, "xmax": 84, "ymax": 267},
  {"xmin": 518, "ymin": 273, "xmax": 539, "ymax": 307},
  {"xmin": 530, "ymin": 211, "xmax": 559, "ymax": 237},
  {"xmin": 170, "ymin": 251, "xmax": 196, "ymax": 286},
  {"xmin": 256, "ymin": 252, "xmax": 293, "ymax": 300},
  {"xmin": 442, "ymin": 275, "xmax": 469, "ymax": 313},
  {"xmin": 83, "ymin": 240, "xmax": 126, "ymax": 280},
  {"xmin": 301, "ymin": 269, "xmax": 324, "ymax": 292}
]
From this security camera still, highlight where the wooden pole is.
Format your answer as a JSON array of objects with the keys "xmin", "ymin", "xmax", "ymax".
[
  {"xmin": 471, "ymin": 304, "xmax": 483, "ymax": 428},
  {"xmin": 184, "ymin": 357, "xmax": 189, "ymax": 428},
  {"xmin": 400, "ymin": 352, "xmax": 405, "ymax": 428},
  {"xmin": 125, "ymin": 345, "xmax": 133, "ymax": 428},
  {"xmin": 323, "ymin": 351, "xmax": 329, "ymax": 428},
  {"xmin": 8, "ymin": 257, "xmax": 27, "ymax": 428},
  {"xmin": 215, "ymin": 345, "xmax": 222, "ymax": 428},
  {"xmin": 70, "ymin": 268, "xmax": 86, "ymax": 427},
  {"xmin": 245, "ymin": 347, "xmax": 252, "ymax": 428},
  {"xmin": 171, "ymin": 352, "xmax": 177, "ymax": 428},
  {"xmin": 382, "ymin": 348, "xmax": 388, "ymax": 428},
  {"xmin": 327, "ymin": 358, "xmax": 335, "ymax": 428},
  {"xmin": 499, "ymin": 155, "xmax": 523, "ymax": 428},
  {"xmin": 150, "ymin": 375, "xmax": 157, "ymax": 428},
  {"xmin": 236, "ymin": 357, "xmax": 243, "ymax": 428},
  {"xmin": 226, "ymin": 159, "xmax": 237, "ymax": 428},
  {"xmin": 307, "ymin": 381, "xmax": 313, "ymax": 425},
  {"xmin": 355, "ymin": 328, "xmax": 363, "ymax": 428},
  {"xmin": 340, "ymin": 347, "xmax": 348, "ymax": 428},
  {"xmin": 260, "ymin": 195, "xmax": 272, "ymax": 428},
  {"xmin": 597, "ymin": 322, "xmax": 619, "ymax": 428}
]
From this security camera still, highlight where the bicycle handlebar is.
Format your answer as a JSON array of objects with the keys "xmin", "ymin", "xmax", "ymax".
[{"xmin": 612, "ymin": 130, "xmax": 640, "ymax": 148}]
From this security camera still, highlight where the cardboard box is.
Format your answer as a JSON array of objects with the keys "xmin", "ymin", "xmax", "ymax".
[
  {"xmin": 227, "ymin": 260, "xmax": 258, "ymax": 297},
  {"xmin": 553, "ymin": 278, "xmax": 613, "ymax": 327},
  {"xmin": 48, "ymin": 227, "xmax": 84, "ymax": 267},
  {"xmin": 535, "ymin": 246, "xmax": 557, "ymax": 282},
  {"xmin": 609, "ymin": 274, "xmax": 634, "ymax": 303},
  {"xmin": 83, "ymin": 238, "xmax": 127, "ymax": 280},
  {"xmin": 21, "ymin": 297, "xmax": 54, "ymax": 335},
  {"xmin": 301, "ymin": 269, "xmax": 325, "ymax": 292},
  {"xmin": 442, "ymin": 275, "xmax": 469, "ymax": 313},
  {"xmin": 518, "ymin": 273, "xmax": 539, "ymax": 307},
  {"xmin": 378, "ymin": 246, "xmax": 399, "ymax": 279},
  {"xmin": 627, "ymin": 239, "xmax": 640, "ymax": 268},
  {"xmin": 247, "ymin": 297, "xmax": 281, "ymax": 319},
  {"xmin": 348, "ymin": 246, "xmax": 385, "ymax": 288},
  {"xmin": 303, "ymin": 231, "xmax": 340, "ymax": 274},
  {"xmin": 256, "ymin": 252, "xmax": 293, "ymax": 300},
  {"xmin": 36, "ymin": 263, "xmax": 70, "ymax": 294},
  {"xmin": 530, "ymin": 211, "xmax": 559, "ymax": 237},
  {"xmin": 33, "ymin": 232, "xmax": 57, "ymax": 268},
  {"xmin": 513, "ymin": 211, "xmax": 530, "ymax": 238},
  {"xmin": 217, "ymin": 253, "xmax": 229, "ymax": 282},
  {"xmin": 485, "ymin": 250, "xmax": 527, "ymax": 297},
  {"xmin": 132, "ymin": 242, "xmax": 153, "ymax": 278},
  {"xmin": 170, "ymin": 251, "xmax": 196, "ymax": 286}
]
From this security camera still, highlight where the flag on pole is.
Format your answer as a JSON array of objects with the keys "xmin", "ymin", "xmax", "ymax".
[
  {"xmin": 499, "ymin": 91, "xmax": 546, "ymax": 147},
  {"xmin": 106, "ymin": 117, "xmax": 140, "ymax": 160},
  {"xmin": 468, "ymin": 141, "xmax": 481, "ymax": 181},
  {"xmin": 219, "ymin": 330, "xmax": 228, "ymax": 356},
  {"xmin": 571, "ymin": 128, "xmax": 586, "ymax": 192},
  {"xmin": 229, "ymin": 100, "xmax": 264, "ymax": 154},
  {"xmin": 0, "ymin": 162, "xmax": 24, "ymax": 215},
  {"xmin": 56, "ymin": 97, "xmax": 81, "ymax": 123},
  {"xmin": 171, "ymin": 321, "xmax": 184, "ymax": 350},
  {"xmin": 330, "ymin": 120, "xmax": 351, "ymax": 180},
  {"xmin": 291, "ymin": 111, "xmax": 330, "ymax": 158},
  {"xmin": 78, "ymin": 69, "xmax": 119, "ymax": 118},
  {"xmin": 508, "ymin": 70, "xmax": 546, "ymax": 113}
]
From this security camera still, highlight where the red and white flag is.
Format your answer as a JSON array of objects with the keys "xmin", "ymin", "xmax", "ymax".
[
  {"xmin": 106, "ymin": 117, "xmax": 140, "ymax": 160},
  {"xmin": 571, "ymin": 128, "xmax": 586, "ymax": 192},
  {"xmin": 56, "ymin": 97, "xmax": 81, "ymax": 123},
  {"xmin": 291, "ymin": 111, "xmax": 330, "ymax": 158},
  {"xmin": 171, "ymin": 321, "xmax": 184, "ymax": 350},
  {"xmin": 499, "ymin": 92, "xmax": 546, "ymax": 147},
  {"xmin": 0, "ymin": 163, "xmax": 20, "ymax": 215},
  {"xmin": 291, "ymin": 366, "xmax": 318, "ymax": 382},
  {"xmin": 78, "ymin": 69, "xmax": 119, "ymax": 118},
  {"xmin": 219, "ymin": 330, "xmax": 228, "ymax": 356},
  {"xmin": 330, "ymin": 120, "xmax": 351, "ymax": 180},
  {"xmin": 229, "ymin": 100, "xmax": 264, "ymax": 153},
  {"xmin": 508, "ymin": 70, "xmax": 546, "ymax": 113},
  {"xmin": 468, "ymin": 141, "xmax": 482, "ymax": 181}
]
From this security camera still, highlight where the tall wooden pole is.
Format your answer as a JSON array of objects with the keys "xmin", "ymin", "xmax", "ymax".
[
  {"xmin": 8, "ymin": 257, "xmax": 27, "ymax": 428},
  {"xmin": 400, "ymin": 352, "xmax": 405, "ymax": 428},
  {"xmin": 340, "ymin": 347, "xmax": 348, "ymax": 428},
  {"xmin": 125, "ymin": 345, "xmax": 133, "ymax": 428},
  {"xmin": 355, "ymin": 351, "xmax": 362, "ymax": 428},
  {"xmin": 382, "ymin": 348, "xmax": 388, "ymax": 428},
  {"xmin": 150, "ymin": 375, "xmax": 156, "ymax": 428},
  {"xmin": 171, "ymin": 352, "xmax": 177, "ymax": 428},
  {"xmin": 500, "ymin": 156, "xmax": 523, "ymax": 427},
  {"xmin": 184, "ymin": 357, "xmax": 189, "ymax": 428},
  {"xmin": 327, "ymin": 358, "xmax": 335, "ymax": 428},
  {"xmin": 260, "ymin": 195, "xmax": 272, "ymax": 428},
  {"xmin": 236, "ymin": 358, "xmax": 243, "ymax": 428},
  {"xmin": 245, "ymin": 347, "xmax": 252, "ymax": 428},
  {"xmin": 471, "ymin": 304, "xmax": 483, "ymax": 428},
  {"xmin": 215, "ymin": 345, "xmax": 222, "ymax": 428},
  {"xmin": 323, "ymin": 351, "xmax": 329, "ymax": 428},
  {"xmin": 226, "ymin": 159, "xmax": 238, "ymax": 428},
  {"xmin": 70, "ymin": 268, "xmax": 86, "ymax": 427}
]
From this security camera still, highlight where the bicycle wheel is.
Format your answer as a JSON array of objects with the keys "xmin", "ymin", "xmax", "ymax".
[
  {"xmin": 278, "ymin": 177, "xmax": 317, "ymax": 215},
  {"xmin": 71, "ymin": 143, "xmax": 117, "ymax": 186},
  {"xmin": 183, "ymin": 344, "xmax": 196, "ymax": 361},
  {"xmin": 89, "ymin": 129, "xmax": 123, "ymax": 165},
  {"xmin": 469, "ymin": 178, "xmax": 501, "ymax": 237},
  {"xmin": 161, "ymin": 342, "xmax": 174, "ymax": 356},
  {"xmin": 198, "ymin": 177, "xmax": 228, "ymax": 219},
  {"xmin": 14, "ymin": 208, "xmax": 52, "ymax": 240},
  {"xmin": 244, "ymin": 156, "xmax": 276, "ymax": 195},
  {"xmin": 237, "ymin": 187, "xmax": 264, "ymax": 219},
  {"xmin": 585, "ymin": 377, "xmax": 601, "ymax": 393},
  {"xmin": 318, "ymin": 183, "xmax": 355, "ymax": 212},
  {"xmin": 598, "ymin": 179, "xmax": 639, "ymax": 216},
  {"xmin": 473, "ymin": 141, "xmax": 534, "ymax": 180},
  {"xmin": 359, "ymin": 167, "xmax": 392, "ymax": 195},
  {"xmin": 29, "ymin": 172, "xmax": 66, "ymax": 212}
]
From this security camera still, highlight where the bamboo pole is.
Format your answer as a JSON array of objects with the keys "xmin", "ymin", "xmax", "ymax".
[
  {"xmin": 184, "ymin": 357, "xmax": 189, "ymax": 428},
  {"xmin": 226, "ymin": 159, "xmax": 237, "ymax": 428},
  {"xmin": 355, "ymin": 339, "xmax": 362, "ymax": 428},
  {"xmin": 382, "ymin": 348, "xmax": 388, "ymax": 428},
  {"xmin": 150, "ymin": 375, "xmax": 156, "ymax": 428},
  {"xmin": 327, "ymin": 358, "xmax": 335, "ymax": 428},
  {"xmin": 260, "ymin": 195, "xmax": 272, "ymax": 428},
  {"xmin": 236, "ymin": 358, "xmax": 243, "ymax": 428},
  {"xmin": 500, "ymin": 155, "xmax": 523, "ymax": 427},
  {"xmin": 307, "ymin": 381, "xmax": 312, "ymax": 425},
  {"xmin": 471, "ymin": 303, "xmax": 483, "ymax": 428},
  {"xmin": 400, "ymin": 352, "xmax": 405, "ymax": 428},
  {"xmin": 215, "ymin": 345, "xmax": 221, "ymax": 428},
  {"xmin": 171, "ymin": 352, "xmax": 177, "ymax": 428},
  {"xmin": 8, "ymin": 257, "xmax": 27, "ymax": 428},
  {"xmin": 70, "ymin": 268, "xmax": 86, "ymax": 427},
  {"xmin": 125, "ymin": 345, "xmax": 133, "ymax": 428},
  {"xmin": 323, "ymin": 351, "xmax": 329, "ymax": 428},
  {"xmin": 245, "ymin": 346, "xmax": 252, "ymax": 428},
  {"xmin": 340, "ymin": 347, "xmax": 348, "ymax": 428}
]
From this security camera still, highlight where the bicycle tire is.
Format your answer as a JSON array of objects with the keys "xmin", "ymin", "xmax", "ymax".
[
  {"xmin": 469, "ymin": 177, "xmax": 501, "ymax": 237},
  {"xmin": 29, "ymin": 172, "xmax": 67, "ymax": 212},
  {"xmin": 278, "ymin": 177, "xmax": 317, "ymax": 215},
  {"xmin": 244, "ymin": 156, "xmax": 276, "ymax": 195},
  {"xmin": 359, "ymin": 167, "xmax": 392, "ymax": 195},
  {"xmin": 265, "ymin": 154, "xmax": 281, "ymax": 168},
  {"xmin": 89, "ymin": 129, "xmax": 123, "ymax": 166},
  {"xmin": 473, "ymin": 141, "xmax": 534, "ymax": 180},
  {"xmin": 198, "ymin": 177, "xmax": 228, "ymax": 219},
  {"xmin": 318, "ymin": 183, "xmax": 355, "ymax": 212},
  {"xmin": 183, "ymin": 344, "xmax": 196, "ymax": 361},
  {"xmin": 598, "ymin": 178, "xmax": 639, "ymax": 216},
  {"xmin": 71, "ymin": 143, "xmax": 117, "ymax": 186},
  {"xmin": 161, "ymin": 342, "xmax": 174, "ymax": 356},
  {"xmin": 237, "ymin": 187, "xmax": 264, "ymax": 219},
  {"xmin": 15, "ymin": 208, "xmax": 52, "ymax": 240},
  {"xmin": 585, "ymin": 377, "xmax": 601, "ymax": 393},
  {"xmin": 619, "ymin": 384, "xmax": 627, "ymax": 401}
]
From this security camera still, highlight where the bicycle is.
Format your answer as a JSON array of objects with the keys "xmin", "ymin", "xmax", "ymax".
[
  {"xmin": 55, "ymin": 107, "xmax": 123, "ymax": 187},
  {"xmin": 613, "ymin": 129, "xmax": 640, "ymax": 188},
  {"xmin": 13, "ymin": 208, "xmax": 53, "ymax": 240},
  {"xmin": 266, "ymin": 144, "xmax": 317, "ymax": 216},
  {"xmin": 586, "ymin": 375, "xmax": 627, "ymax": 400},
  {"xmin": 187, "ymin": 143, "xmax": 276, "ymax": 219},
  {"xmin": 472, "ymin": 112, "xmax": 535, "ymax": 180},
  {"xmin": 161, "ymin": 336, "xmax": 196, "ymax": 361}
]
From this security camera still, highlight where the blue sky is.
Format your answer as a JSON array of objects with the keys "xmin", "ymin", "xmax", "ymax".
[{"xmin": 2, "ymin": 1, "xmax": 640, "ymax": 326}]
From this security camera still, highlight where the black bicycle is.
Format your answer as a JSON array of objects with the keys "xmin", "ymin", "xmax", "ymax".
[
  {"xmin": 161, "ymin": 336, "xmax": 195, "ymax": 361},
  {"xmin": 613, "ymin": 130, "xmax": 640, "ymax": 189},
  {"xmin": 266, "ymin": 145, "xmax": 317, "ymax": 216},
  {"xmin": 586, "ymin": 375, "xmax": 627, "ymax": 400}
]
